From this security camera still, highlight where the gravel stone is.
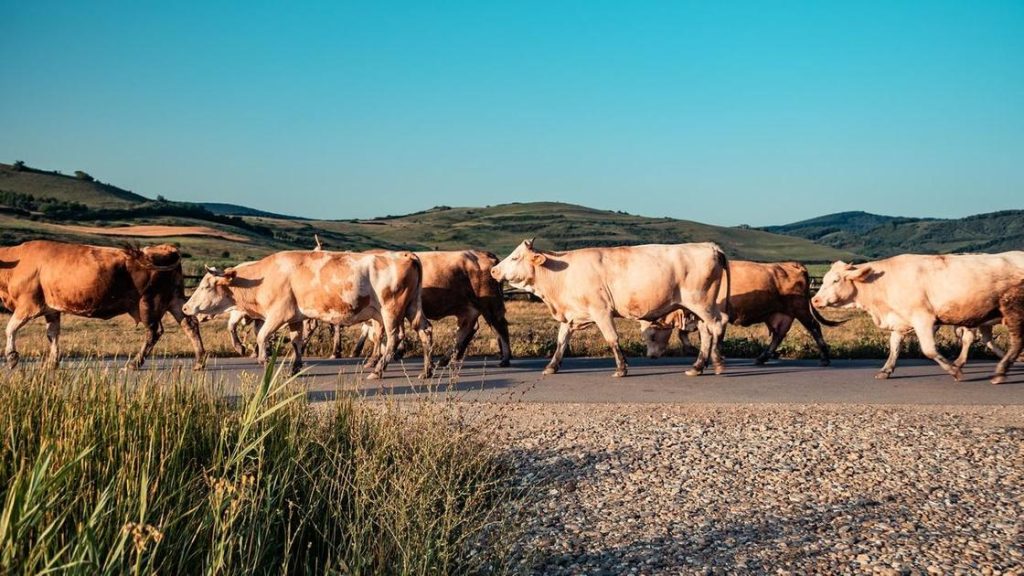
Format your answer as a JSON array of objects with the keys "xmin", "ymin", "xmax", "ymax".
[{"xmin": 474, "ymin": 403, "xmax": 1024, "ymax": 575}]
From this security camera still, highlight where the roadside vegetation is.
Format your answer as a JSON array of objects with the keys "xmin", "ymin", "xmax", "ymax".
[{"xmin": 0, "ymin": 362, "xmax": 518, "ymax": 575}]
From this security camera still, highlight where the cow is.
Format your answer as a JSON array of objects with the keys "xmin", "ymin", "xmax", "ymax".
[
  {"xmin": 181, "ymin": 250, "xmax": 432, "ymax": 379},
  {"xmin": 0, "ymin": 240, "xmax": 205, "ymax": 370},
  {"xmin": 810, "ymin": 253, "xmax": 1024, "ymax": 384},
  {"xmin": 639, "ymin": 261, "xmax": 843, "ymax": 365},
  {"xmin": 491, "ymin": 240, "xmax": 729, "ymax": 377},
  {"xmin": 350, "ymin": 250, "xmax": 512, "ymax": 368}
]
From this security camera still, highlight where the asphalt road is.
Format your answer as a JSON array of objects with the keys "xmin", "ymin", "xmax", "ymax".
[{"xmin": 79, "ymin": 354, "xmax": 1024, "ymax": 405}]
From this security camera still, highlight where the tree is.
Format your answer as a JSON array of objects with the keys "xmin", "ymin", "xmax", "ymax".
[
  {"xmin": 74, "ymin": 170, "xmax": 94, "ymax": 182},
  {"xmin": 12, "ymin": 160, "xmax": 25, "ymax": 171}
]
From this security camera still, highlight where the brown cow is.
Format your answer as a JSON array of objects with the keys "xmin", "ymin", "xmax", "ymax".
[
  {"xmin": 0, "ymin": 240, "xmax": 205, "ymax": 369},
  {"xmin": 640, "ymin": 261, "xmax": 843, "ymax": 365},
  {"xmin": 351, "ymin": 250, "xmax": 512, "ymax": 367},
  {"xmin": 182, "ymin": 250, "xmax": 432, "ymax": 379},
  {"xmin": 491, "ymin": 240, "xmax": 729, "ymax": 377},
  {"xmin": 811, "ymin": 254, "xmax": 1024, "ymax": 383}
]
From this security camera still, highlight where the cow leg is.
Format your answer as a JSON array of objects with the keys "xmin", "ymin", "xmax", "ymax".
[
  {"xmin": 678, "ymin": 328, "xmax": 700, "ymax": 357},
  {"xmin": 249, "ymin": 319, "xmax": 264, "ymax": 358},
  {"xmin": 330, "ymin": 325, "xmax": 344, "ymax": 359},
  {"xmin": 367, "ymin": 313, "xmax": 402, "ymax": 380},
  {"xmin": 169, "ymin": 304, "xmax": 206, "ymax": 370},
  {"xmin": 255, "ymin": 318, "xmax": 286, "ymax": 366},
  {"xmin": 130, "ymin": 320, "xmax": 164, "ymax": 370},
  {"xmin": 393, "ymin": 324, "xmax": 408, "ymax": 361},
  {"xmin": 593, "ymin": 313, "xmax": 627, "ymax": 377},
  {"xmin": 228, "ymin": 313, "xmax": 248, "ymax": 356},
  {"xmin": 447, "ymin": 310, "xmax": 480, "ymax": 367},
  {"xmin": 480, "ymin": 301, "xmax": 512, "ymax": 367},
  {"xmin": 876, "ymin": 330, "xmax": 904, "ymax": 379},
  {"xmin": 361, "ymin": 321, "xmax": 382, "ymax": 369},
  {"xmin": 287, "ymin": 321, "xmax": 305, "ymax": 375},
  {"xmin": 44, "ymin": 312, "xmax": 61, "ymax": 368},
  {"xmin": 977, "ymin": 325, "xmax": 1006, "ymax": 358},
  {"xmin": 914, "ymin": 320, "xmax": 962, "ymax": 381},
  {"xmin": 414, "ymin": 320, "xmax": 434, "ymax": 380},
  {"xmin": 543, "ymin": 322, "xmax": 573, "ymax": 375},
  {"xmin": 5, "ymin": 312, "xmax": 35, "ymax": 369},
  {"xmin": 795, "ymin": 309, "xmax": 831, "ymax": 367},
  {"xmin": 353, "ymin": 323, "xmax": 370, "ymax": 358},
  {"xmin": 992, "ymin": 292, "xmax": 1024, "ymax": 384},
  {"xmin": 686, "ymin": 309, "xmax": 727, "ymax": 376},
  {"xmin": 953, "ymin": 327, "xmax": 974, "ymax": 369},
  {"xmin": 756, "ymin": 314, "xmax": 792, "ymax": 365}
]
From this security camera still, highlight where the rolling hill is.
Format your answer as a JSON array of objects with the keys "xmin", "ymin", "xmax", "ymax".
[
  {"xmin": 0, "ymin": 162, "xmax": 860, "ymax": 264},
  {"xmin": 765, "ymin": 210, "xmax": 1024, "ymax": 258}
]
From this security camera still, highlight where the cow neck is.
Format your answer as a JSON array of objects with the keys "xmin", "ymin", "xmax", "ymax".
[
  {"xmin": 227, "ymin": 271, "xmax": 262, "ymax": 317},
  {"xmin": 528, "ymin": 259, "xmax": 566, "ymax": 305}
]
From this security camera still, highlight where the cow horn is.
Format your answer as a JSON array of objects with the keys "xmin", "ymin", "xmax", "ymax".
[
  {"xmin": 205, "ymin": 265, "xmax": 224, "ymax": 277},
  {"xmin": 314, "ymin": 234, "xmax": 323, "ymax": 251},
  {"xmin": 525, "ymin": 238, "xmax": 535, "ymax": 248}
]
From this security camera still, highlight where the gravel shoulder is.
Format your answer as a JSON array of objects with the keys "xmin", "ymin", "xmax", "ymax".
[{"xmin": 473, "ymin": 402, "xmax": 1024, "ymax": 575}]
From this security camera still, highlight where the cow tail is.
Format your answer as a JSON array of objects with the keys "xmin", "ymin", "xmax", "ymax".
[
  {"xmin": 716, "ymin": 246, "xmax": 732, "ymax": 320},
  {"xmin": 406, "ymin": 253, "xmax": 428, "ymax": 330},
  {"xmin": 809, "ymin": 302, "xmax": 847, "ymax": 327},
  {"xmin": 804, "ymin": 267, "xmax": 847, "ymax": 327}
]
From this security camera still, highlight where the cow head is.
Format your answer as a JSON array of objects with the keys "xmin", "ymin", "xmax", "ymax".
[
  {"xmin": 182, "ymin": 266, "xmax": 238, "ymax": 317},
  {"xmin": 491, "ymin": 239, "xmax": 548, "ymax": 290},
  {"xmin": 638, "ymin": 320, "xmax": 673, "ymax": 358},
  {"xmin": 811, "ymin": 261, "xmax": 873, "ymax": 309}
]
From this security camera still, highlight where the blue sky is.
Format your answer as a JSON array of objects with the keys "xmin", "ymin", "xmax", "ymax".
[{"xmin": 2, "ymin": 1, "xmax": 1022, "ymax": 225}]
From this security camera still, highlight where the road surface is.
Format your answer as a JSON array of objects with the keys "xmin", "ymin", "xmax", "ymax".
[{"xmin": 73, "ymin": 355, "xmax": 1024, "ymax": 405}]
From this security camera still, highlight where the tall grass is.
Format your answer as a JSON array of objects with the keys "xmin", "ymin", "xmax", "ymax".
[{"xmin": 0, "ymin": 360, "xmax": 516, "ymax": 575}]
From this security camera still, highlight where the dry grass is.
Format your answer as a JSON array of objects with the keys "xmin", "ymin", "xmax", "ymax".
[
  {"xmin": 0, "ymin": 362, "xmax": 519, "ymax": 575},
  {"xmin": 2, "ymin": 301, "xmax": 1008, "ymax": 365}
]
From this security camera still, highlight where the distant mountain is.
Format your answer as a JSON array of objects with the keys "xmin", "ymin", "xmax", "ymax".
[
  {"xmin": 764, "ymin": 210, "xmax": 1024, "ymax": 258},
  {"xmin": 200, "ymin": 202, "xmax": 300, "ymax": 220}
]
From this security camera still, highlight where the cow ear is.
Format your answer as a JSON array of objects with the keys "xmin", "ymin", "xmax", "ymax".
[
  {"xmin": 846, "ymin": 265, "xmax": 872, "ymax": 281},
  {"xmin": 216, "ymin": 269, "xmax": 237, "ymax": 286},
  {"xmin": 530, "ymin": 252, "xmax": 547, "ymax": 266}
]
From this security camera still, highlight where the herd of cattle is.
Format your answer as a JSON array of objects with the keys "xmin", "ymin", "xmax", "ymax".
[{"xmin": 1, "ymin": 239, "xmax": 1022, "ymax": 384}]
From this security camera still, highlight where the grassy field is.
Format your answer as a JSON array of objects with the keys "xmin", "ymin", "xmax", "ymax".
[
  {"xmin": 0, "ymin": 362, "xmax": 519, "ymax": 575},
  {"xmin": 2, "ymin": 300, "xmax": 1007, "ymax": 367}
]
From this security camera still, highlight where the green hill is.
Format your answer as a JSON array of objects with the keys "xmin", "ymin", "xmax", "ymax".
[
  {"xmin": 0, "ymin": 162, "xmax": 859, "ymax": 263},
  {"xmin": 764, "ymin": 210, "xmax": 1024, "ymax": 258},
  {"xmin": 299, "ymin": 202, "xmax": 859, "ymax": 261},
  {"xmin": 0, "ymin": 162, "xmax": 146, "ymax": 207}
]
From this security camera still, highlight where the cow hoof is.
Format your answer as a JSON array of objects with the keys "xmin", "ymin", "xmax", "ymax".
[
  {"xmin": 290, "ymin": 365, "xmax": 302, "ymax": 376},
  {"xmin": 366, "ymin": 372, "xmax": 382, "ymax": 381},
  {"xmin": 542, "ymin": 366, "xmax": 558, "ymax": 375},
  {"xmin": 498, "ymin": 359, "xmax": 511, "ymax": 368},
  {"xmin": 951, "ymin": 369, "xmax": 964, "ymax": 382},
  {"xmin": 329, "ymin": 353, "xmax": 342, "ymax": 360},
  {"xmin": 714, "ymin": 366, "xmax": 726, "ymax": 375},
  {"xmin": 6, "ymin": 352, "xmax": 20, "ymax": 369},
  {"xmin": 418, "ymin": 371, "xmax": 433, "ymax": 380},
  {"xmin": 991, "ymin": 375, "xmax": 1006, "ymax": 385},
  {"xmin": 192, "ymin": 363, "xmax": 205, "ymax": 372},
  {"xmin": 684, "ymin": 368, "xmax": 704, "ymax": 377},
  {"xmin": 874, "ymin": 371, "xmax": 891, "ymax": 380},
  {"xmin": 612, "ymin": 370, "xmax": 627, "ymax": 378},
  {"xmin": 754, "ymin": 357, "xmax": 768, "ymax": 366}
]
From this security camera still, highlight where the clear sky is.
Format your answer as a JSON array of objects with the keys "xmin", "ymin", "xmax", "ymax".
[{"xmin": 2, "ymin": 1, "xmax": 1022, "ymax": 225}]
